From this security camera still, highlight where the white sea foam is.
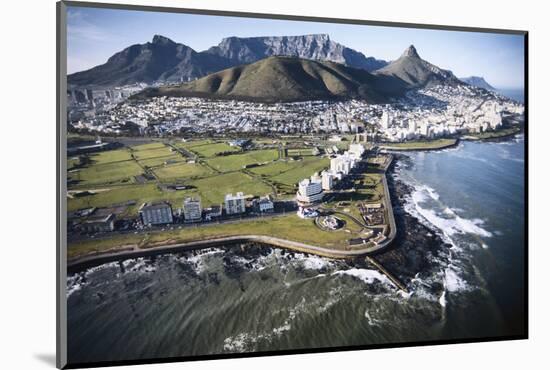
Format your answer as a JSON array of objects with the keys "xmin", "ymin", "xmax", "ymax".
[
  {"xmin": 332, "ymin": 268, "xmax": 395, "ymax": 288},
  {"xmin": 408, "ymin": 184, "xmax": 492, "ymax": 239},
  {"xmin": 223, "ymin": 298, "xmax": 307, "ymax": 352},
  {"xmin": 66, "ymin": 274, "xmax": 86, "ymax": 298},
  {"xmin": 84, "ymin": 261, "xmax": 119, "ymax": 277},
  {"xmin": 364, "ymin": 310, "xmax": 382, "ymax": 326},
  {"xmin": 300, "ymin": 255, "xmax": 332, "ymax": 270},
  {"xmin": 179, "ymin": 248, "xmax": 223, "ymax": 274},
  {"xmin": 443, "ymin": 266, "xmax": 468, "ymax": 293},
  {"xmin": 438, "ymin": 290, "xmax": 447, "ymax": 307}
]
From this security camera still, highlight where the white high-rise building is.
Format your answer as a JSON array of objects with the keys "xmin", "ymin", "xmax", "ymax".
[
  {"xmin": 381, "ymin": 111, "xmax": 392, "ymax": 130},
  {"xmin": 225, "ymin": 192, "xmax": 246, "ymax": 215},
  {"xmin": 183, "ymin": 197, "xmax": 202, "ymax": 222},
  {"xmin": 296, "ymin": 177, "xmax": 324, "ymax": 205},
  {"xmin": 321, "ymin": 171, "xmax": 334, "ymax": 190},
  {"xmin": 348, "ymin": 143, "xmax": 365, "ymax": 159},
  {"xmin": 330, "ymin": 152, "xmax": 356, "ymax": 175},
  {"xmin": 408, "ymin": 120, "xmax": 417, "ymax": 133},
  {"xmin": 420, "ymin": 122, "xmax": 430, "ymax": 137}
]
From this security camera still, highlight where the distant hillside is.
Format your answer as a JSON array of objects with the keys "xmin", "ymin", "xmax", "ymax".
[
  {"xmin": 460, "ymin": 76, "xmax": 496, "ymax": 90},
  {"xmin": 133, "ymin": 56, "xmax": 407, "ymax": 103},
  {"xmin": 374, "ymin": 45, "xmax": 463, "ymax": 88},
  {"xmin": 206, "ymin": 34, "xmax": 388, "ymax": 72},
  {"xmin": 68, "ymin": 35, "xmax": 232, "ymax": 87}
]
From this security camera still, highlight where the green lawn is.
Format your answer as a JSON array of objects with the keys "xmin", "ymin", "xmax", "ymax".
[
  {"xmin": 175, "ymin": 140, "xmax": 212, "ymax": 149},
  {"xmin": 380, "ymin": 138, "xmax": 457, "ymax": 150},
  {"xmin": 137, "ymin": 154, "xmax": 183, "ymax": 168},
  {"xmin": 465, "ymin": 127, "xmax": 521, "ymax": 140},
  {"xmin": 68, "ymin": 183, "xmax": 193, "ymax": 215},
  {"xmin": 131, "ymin": 142, "xmax": 167, "ymax": 151},
  {"xmin": 67, "ymin": 213, "xmax": 357, "ymax": 259},
  {"xmin": 153, "ymin": 162, "xmax": 212, "ymax": 180},
  {"xmin": 269, "ymin": 157, "xmax": 329, "ymax": 186},
  {"xmin": 132, "ymin": 146, "xmax": 174, "ymax": 160},
  {"xmin": 88, "ymin": 149, "xmax": 133, "ymax": 165},
  {"xmin": 68, "ymin": 170, "xmax": 273, "ymax": 215},
  {"xmin": 205, "ymin": 150, "xmax": 279, "ymax": 172},
  {"xmin": 188, "ymin": 142, "xmax": 240, "ymax": 157},
  {"xmin": 188, "ymin": 171, "xmax": 273, "ymax": 205},
  {"xmin": 287, "ymin": 148, "xmax": 313, "ymax": 157},
  {"xmin": 69, "ymin": 160, "xmax": 143, "ymax": 187}
]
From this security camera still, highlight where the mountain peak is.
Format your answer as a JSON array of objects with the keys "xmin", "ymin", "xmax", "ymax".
[
  {"xmin": 460, "ymin": 76, "xmax": 495, "ymax": 90},
  {"xmin": 402, "ymin": 45, "xmax": 420, "ymax": 58},
  {"xmin": 152, "ymin": 35, "xmax": 175, "ymax": 45}
]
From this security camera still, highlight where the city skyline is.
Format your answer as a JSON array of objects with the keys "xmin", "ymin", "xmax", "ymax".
[{"xmin": 67, "ymin": 6, "xmax": 525, "ymax": 89}]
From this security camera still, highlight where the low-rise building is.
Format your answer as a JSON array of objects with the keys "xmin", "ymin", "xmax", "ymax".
[
  {"xmin": 139, "ymin": 202, "xmax": 173, "ymax": 225},
  {"xmin": 225, "ymin": 192, "xmax": 246, "ymax": 215},
  {"xmin": 183, "ymin": 197, "xmax": 202, "ymax": 222},
  {"xmin": 254, "ymin": 196, "xmax": 274, "ymax": 213},
  {"xmin": 204, "ymin": 205, "xmax": 222, "ymax": 221},
  {"xmin": 76, "ymin": 213, "xmax": 115, "ymax": 233}
]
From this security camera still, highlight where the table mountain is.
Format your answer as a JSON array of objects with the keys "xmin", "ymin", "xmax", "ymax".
[{"xmin": 205, "ymin": 34, "xmax": 388, "ymax": 72}]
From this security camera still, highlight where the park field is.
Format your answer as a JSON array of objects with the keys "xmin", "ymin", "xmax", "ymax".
[
  {"xmin": 463, "ymin": 126, "xmax": 522, "ymax": 140},
  {"xmin": 68, "ymin": 171, "xmax": 272, "ymax": 215},
  {"xmin": 68, "ymin": 159, "xmax": 143, "ymax": 187},
  {"xmin": 67, "ymin": 213, "xmax": 364, "ymax": 259},
  {"xmin": 379, "ymin": 138, "xmax": 457, "ymax": 150},
  {"xmin": 153, "ymin": 162, "xmax": 212, "ymax": 180},
  {"xmin": 205, "ymin": 149, "xmax": 279, "ymax": 172},
  {"xmin": 137, "ymin": 154, "xmax": 183, "ymax": 168},
  {"xmin": 186, "ymin": 142, "xmax": 241, "ymax": 157},
  {"xmin": 88, "ymin": 149, "xmax": 133, "ymax": 165}
]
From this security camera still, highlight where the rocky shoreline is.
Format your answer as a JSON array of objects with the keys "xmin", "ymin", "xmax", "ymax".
[{"xmin": 369, "ymin": 154, "xmax": 449, "ymax": 291}]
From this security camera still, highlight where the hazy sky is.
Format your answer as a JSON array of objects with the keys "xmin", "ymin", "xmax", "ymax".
[{"xmin": 67, "ymin": 6, "xmax": 525, "ymax": 89}]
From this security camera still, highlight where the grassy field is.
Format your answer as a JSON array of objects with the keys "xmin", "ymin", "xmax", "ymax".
[
  {"xmin": 69, "ymin": 160, "xmax": 143, "ymax": 187},
  {"xmin": 137, "ymin": 154, "xmax": 183, "ymax": 168},
  {"xmin": 205, "ymin": 149, "xmax": 278, "ymax": 172},
  {"xmin": 269, "ymin": 158, "xmax": 329, "ymax": 186},
  {"xmin": 131, "ymin": 142, "xmax": 166, "ymax": 151},
  {"xmin": 464, "ymin": 126, "xmax": 522, "ymax": 140},
  {"xmin": 68, "ymin": 183, "xmax": 189, "ymax": 214},
  {"xmin": 187, "ymin": 142, "xmax": 240, "ymax": 157},
  {"xmin": 188, "ymin": 172, "xmax": 272, "ymax": 205},
  {"xmin": 380, "ymin": 138, "xmax": 457, "ymax": 150},
  {"xmin": 153, "ymin": 162, "xmax": 212, "ymax": 180},
  {"xmin": 67, "ymin": 213, "xmax": 358, "ymax": 259},
  {"xmin": 132, "ymin": 146, "xmax": 175, "ymax": 160},
  {"xmin": 88, "ymin": 149, "xmax": 133, "ymax": 165},
  {"xmin": 286, "ymin": 148, "xmax": 313, "ymax": 157},
  {"xmin": 175, "ymin": 140, "xmax": 212, "ymax": 149},
  {"xmin": 68, "ymin": 170, "xmax": 272, "ymax": 215}
]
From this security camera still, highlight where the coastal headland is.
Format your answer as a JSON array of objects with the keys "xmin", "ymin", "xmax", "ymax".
[{"xmin": 67, "ymin": 149, "xmax": 397, "ymax": 270}]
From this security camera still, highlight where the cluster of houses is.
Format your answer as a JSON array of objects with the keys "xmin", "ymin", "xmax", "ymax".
[{"xmin": 295, "ymin": 143, "xmax": 366, "ymax": 206}]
